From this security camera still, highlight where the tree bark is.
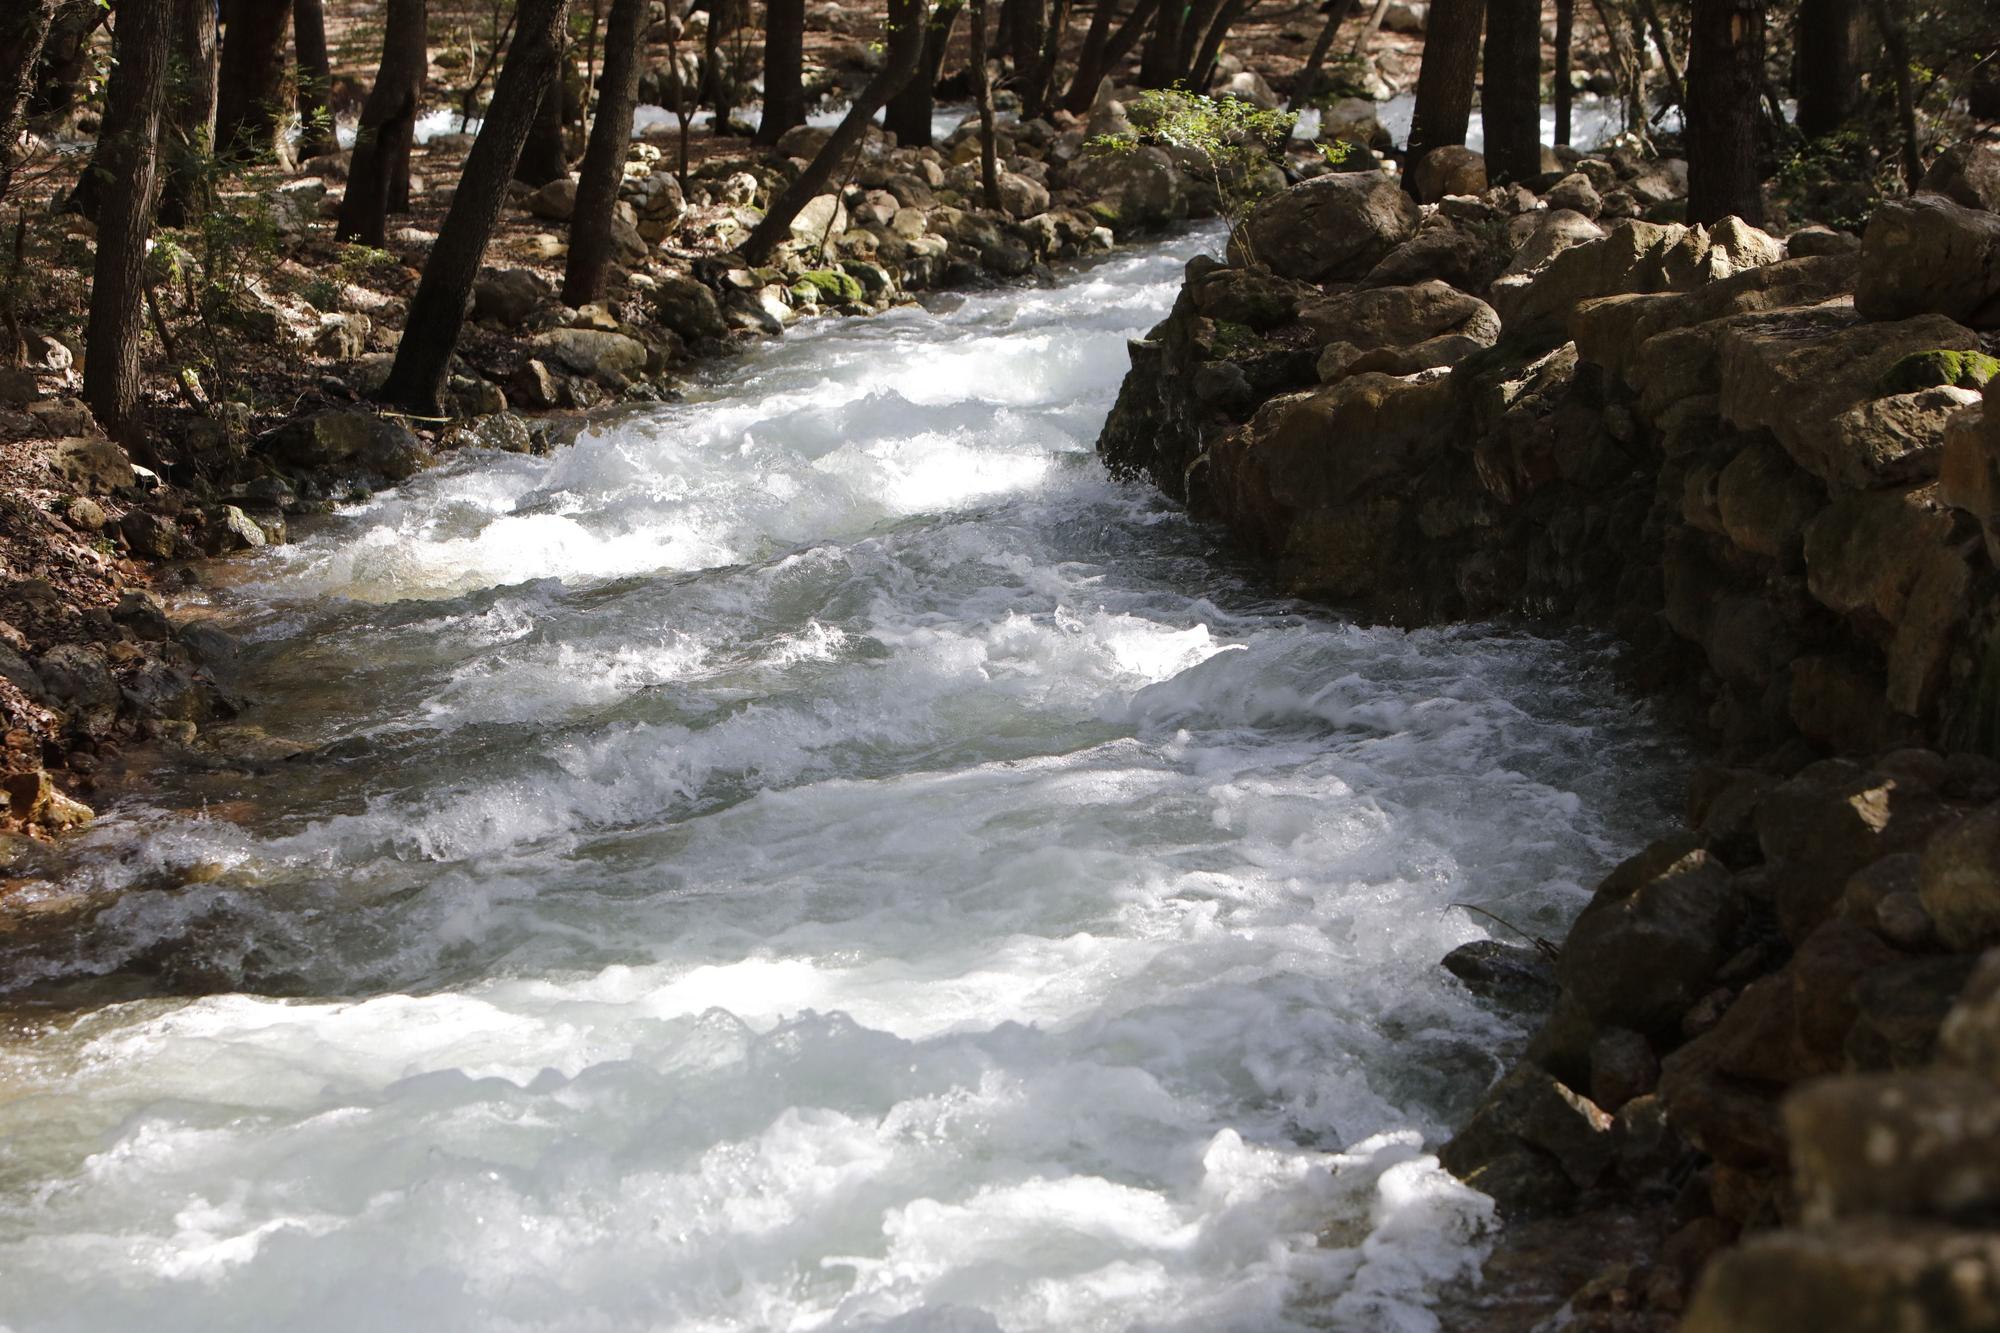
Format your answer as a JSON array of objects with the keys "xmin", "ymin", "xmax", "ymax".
[
  {"xmin": 159, "ymin": 0, "xmax": 221, "ymax": 226},
  {"xmin": 516, "ymin": 67, "xmax": 571, "ymax": 183},
  {"xmin": 1794, "ymin": 0, "xmax": 1857, "ymax": 137},
  {"xmin": 381, "ymin": 0, "xmax": 573, "ymax": 415},
  {"xmin": 84, "ymin": 0, "xmax": 171, "ymax": 445},
  {"xmin": 702, "ymin": 0, "xmax": 742, "ymax": 128},
  {"xmin": 742, "ymin": 0, "xmax": 926, "ymax": 264},
  {"xmin": 0, "ymin": 0, "xmax": 57, "ymax": 206},
  {"xmin": 1404, "ymin": 0, "xmax": 1482, "ymax": 191},
  {"xmin": 1004, "ymin": 0, "xmax": 1043, "ymax": 81},
  {"xmin": 1061, "ymin": 0, "xmax": 1155, "ymax": 109},
  {"xmin": 885, "ymin": 0, "xmax": 962, "ymax": 145},
  {"xmin": 1063, "ymin": 0, "xmax": 1118, "ymax": 111},
  {"xmin": 1349, "ymin": 0, "xmax": 1392, "ymax": 55},
  {"xmin": 216, "ymin": 0, "xmax": 294, "ymax": 161},
  {"xmin": 1685, "ymin": 0, "xmax": 1766, "ymax": 223},
  {"xmin": 1288, "ymin": 0, "xmax": 1355, "ymax": 110},
  {"xmin": 27, "ymin": 1, "xmax": 104, "ymax": 126},
  {"xmin": 294, "ymin": 0, "xmax": 337, "ymax": 158},
  {"xmin": 1870, "ymin": 0, "xmax": 1920, "ymax": 188},
  {"xmin": 969, "ymin": 0, "xmax": 1001, "ymax": 209},
  {"xmin": 1482, "ymin": 0, "xmax": 1542, "ymax": 182},
  {"xmin": 1187, "ymin": 0, "xmax": 1253, "ymax": 90},
  {"xmin": 563, "ymin": 0, "xmax": 644, "ymax": 305},
  {"xmin": 1552, "ymin": 0, "xmax": 1573, "ymax": 143},
  {"xmin": 1025, "ymin": 0, "xmax": 1069, "ymax": 117},
  {"xmin": 1137, "ymin": 0, "xmax": 1182, "ymax": 86},
  {"xmin": 753, "ymin": 0, "xmax": 807, "ymax": 144},
  {"xmin": 1176, "ymin": 0, "xmax": 1223, "ymax": 75},
  {"xmin": 337, "ymin": 0, "xmax": 428, "ymax": 246}
]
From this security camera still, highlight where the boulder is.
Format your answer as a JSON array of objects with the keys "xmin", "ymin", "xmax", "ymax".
[
  {"xmin": 1229, "ymin": 171, "xmax": 1419, "ymax": 282},
  {"xmin": 1493, "ymin": 216, "xmax": 1781, "ymax": 332},
  {"xmin": 1188, "ymin": 265, "xmax": 1313, "ymax": 329},
  {"xmin": 313, "ymin": 312, "xmax": 371, "ymax": 359},
  {"xmin": 995, "ymin": 170, "xmax": 1051, "ymax": 220},
  {"xmin": 1801, "ymin": 483, "xmax": 1959, "ymax": 630},
  {"xmin": 1714, "ymin": 439, "xmax": 1824, "ymax": 564},
  {"xmin": 1684, "ymin": 1223, "xmax": 2000, "ymax": 1333},
  {"xmin": 1409, "ymin": 146, "xmax": 1487, "ymax": 204},
  {"xmin": 1441, "ymin": 940, "xmax": 1559, "ymax": 1011},
  {"xmin": 1920, "ymin": 805, "xmax": 2000, "ymax": 951},
  {"xmin": 525, "ymin": 177, "xmax": 579, "ymax": 221},
  {"xmin": 1362, "ymin": 222, "xmax": 1509, "ymax": 292},
  {"xmin": 1854, "ymin": 194, "xmax": 2000, "ymax": 328},
  {"xmin": 1789, "ymin": 224, "xmax": 1862, "ymax": 257},
  {"xmin": 651, "ymin": 273, "xmax": 728, "ymax": 341},
  {"xmin": 260, "ymin": 408, "xmax": 427, "ymax": 480},
  {"xmin": 1789, "ymin": 1071, "xmax": 2000, "ymax": 1224},
  {"xmin": 1440, "ymin": 1065, "xmax": 1615, "ymax": 1196},
  {"xmin": 1919, "ymin": 142, "xmax": 2000, "ymax": 213},
  {"xmin": 1297, "ymin": 280, "xmax": 1500, "ymax": 381},
  {"xmin": 1942, "ymin": 949, "xmax": 2000, "ymax": 1080},
  {"xmin": 1759, "ymin": 758, "xmax": 1957, "ymax": 940},
  {"xmin": 1073, "ymin": 144, "xmax": 1186, "ymax": 234},
  {"xmin": 53, "ymin": 437, "xmax": 135, "ymax": 495},
  {"xmin": 35, "ymin": 643, "xmax": 121, "ymax": 734},
  {"xmin": 471, "ymin": 267, "xmax": 553, "ymax": 326},
  {"xmin": 788, "ymin": 193, "xmax": 850, "ymax": 245},
  {"xmin": 1845, "ymin": 954, "xmax": 1980, "ymax": 1071},
  {"xmin": 1545, "ymin": 172, "xmax": 1602, "ymax": 218},
  {"xmin": 1556, "ymin": 834, "xmax": 1741, "ymax": 1039},
  {"xmin": 530, "ymin": 328, "xmax": 649, "ymax": 382}
]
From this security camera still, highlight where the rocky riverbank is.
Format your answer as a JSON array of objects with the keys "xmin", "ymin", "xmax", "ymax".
[{"xmin": 1097, "ymin": 135, "xmax": 2000, "ymax": 1328}]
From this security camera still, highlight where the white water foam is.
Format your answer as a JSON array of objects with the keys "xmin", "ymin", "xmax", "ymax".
[{"xmin": 0, "ymin": 235, "xmax": 1680, "ymax": 1332}]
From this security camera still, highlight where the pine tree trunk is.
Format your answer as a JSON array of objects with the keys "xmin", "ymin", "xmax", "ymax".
[
  {"xmin": 294, "ymin": 0, "xmax": 337, "ymax": 158},
  {"xmin": 1686, "ymin": 0, "xmax": 1766, "ymax": 223},
  {"xmin": 563, "ymin": 0, "xmax": 645, "ymax": 305},
  {"xmin": 1482, "ymin": 0, "xmax": 1542, "ymax": 182},
  {"xmin": 216, "ymin": 0, "xmax": 294, "ymax": 161},
  {"xmin": 885, "ymin": 0, "xmax": 962, "ymax": 145},
  {"xmin": 337, "ymin": 0, "xmax": 428, "ymax": 246},
  {"xmin": 1404, "ymin": 0, "xmax": 1482, "ymax": 191},
  {"xmin": 159, "ymin": 0, "xmax": 221, "ymax": 226},
  {"xmin": 516, "ymin": 68, "xmax": 571, "ymax": 184},
  {"xmin": 753, "ymin": 0, "xmax": 807, "ymax": 145},
  {"xmin": 0, "ymin": 0, "xmax": 57, "ymax": 205},
  {"xmin": 1288, "ymin": 0, "xmax": 1355, "ymax": 110},
  {"xmin": 381, "ymin": 0, "xmax": 573, "ymax": 415},
  {"xmin": 83, "ymin": 0, "xmax": 171, "ymax": 445},
  {"xmin": 970, "ymin": 0, "xmax": 1001, "ymax": 208},
  {"xmin": 742, "ymin": 0, "xmax": 927, "ymax": 264},
  {"xmin": 1552, "ymin": 0, "xmax": 1573, "ymax": 144}
]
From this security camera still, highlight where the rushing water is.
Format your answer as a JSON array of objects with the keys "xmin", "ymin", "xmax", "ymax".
[{"xmin": 0, "ymin": 233, "xmax": 1680, "ymax": 1332}]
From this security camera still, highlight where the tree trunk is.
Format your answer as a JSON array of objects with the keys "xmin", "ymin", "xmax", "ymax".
[
  {"xmin": 1482, "ymin": 0, "xmax": 1542, "ymax": 182},
  {"xmin": 753, "ymin": 0, "xmax": 807, "ymax": 144},
  {"xmin": 563, "ymin": 0, "xmax": 644, "ymax": 305},
  {"xmin": 1870, "ymin": 0, "xmax": 1920, "ymax": 188},
  {"xmin": 1025, "ymin": 0, "xmax": 1070, "ymax": 117},
  {"xmin": 1794, "ymin": 0, "xmax": 1857, "ymax": 138},
  {"xmin": 703, "ymin": 0, "xmax": 742, "ymax": 128},
  {"xmin": 1137, "ymin": 0, "xmax": 1181, "ymax": 86},
  {"xmin": 0, "ymin": 0, "xmax": 57, "ymax": 205},
  {"xmin": 1187, "ymin": 0, "xmax": 1253, "ymax": 90},
  {"xmin": 742, "ymin": 0, "xmax": 926, "ymax": 264},
  {"xmin": 1176, "ymin": 0, "xmax": 1223, "ymax": 75},
  {"xmin": 216, "ymin": 0, "xmax": 294, "ymax": 161},
  {"xmin": 1685, "ymin": 0, "xmax": 1766, "ymax": 223},
  {"xmin": 159, "ymin": 0, "xmax": 221, "ymax": 226},
  {"xmin": 83, "ymin": 0, "xmax": 171, "ymax": 446},
  {"xmin": 337, "ymin": 0, "xmax": 428, "ymax": 246},
  {"xmin": 294, "ymin": 0, "xmax": 337, "ymax": 158},
  {"xmin": 1404, "ymin": 0, "xmax": 1482, "ymax": 191},
  {"xmin": 516, "ymin": 69, "xmax": 571, "ymax": 183},
  {"xmin": 969, "ymin": 0, "xmax": 1001, "ymax": 209},
  {"xmin": 1061, "ymin": 0, "xmax": 1155, "ymax": 109},
  {"xmin": 1063, "ymin": 0, "xmax": 1119, "ymax": 112},
  {"xmin": 381, "ymin": 0, "xmax": 573, "ymax": 415},
  {"xmin": 1349, "ymin": 0, "xmax": 1392, "ymax": 55},
  {"xmin": 27, "ymin": 1, "xmax": 104, "ymax": 127},
  {"xmin": 886, "ymin": 0, "xmax": 962, "ymax": 145},
  {"xmin": 1552, "ymin": 0, "xmax": 1573, "ymax": 143},
  {"xmin": 1006, "ymin": 0, "xmax": 1044, "ymax": 82},
  {"xmin": 1288, "ymin": 0, "xmax": 1355, "ymax": 110}
]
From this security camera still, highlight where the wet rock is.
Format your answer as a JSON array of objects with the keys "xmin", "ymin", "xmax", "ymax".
[
  {"xmin": 1588, "ymin": 1027, "xmax": 1660, "ymax": 1111},
  {"xmin": 0, "ymin": 769, "xmax": 92, "ymax": 830},
  {"xmin": 1409, "ymin": 146, "xmax": 1487, "ymax": 204},
  {"xmin": 124, "ymin": 658, "xmax": 209, "ymax": 723},
  {"xmin": 261, "ymin": 408, "xmax": 426, "ymax": 480},
  {"xmin": 1556, "ymin": 834, "xmax": 1741, "ymax": 1039},
  {"xmin": 1684, "ymin": 1222, "xmax": 2000, "ymax": 1332},
  {"xmin": 1844, "ymin": 953, "xmax": 1979, "ymax": 1071},
  {"xmin": 1441, "ymin": 1064, "xmax": 1615, "ymax": 1196},
  {"xmin": 112, "ymin": 589, "xmax": 172, "ymax": 641},
  {"xmin": 1442, "ymin": 939, "xmax": 1559, "ymax": 1011},
  {"xmin": 1228, "ymin": 171, "xmax": 1418, "ymax": 282},
  {"xmin": 1855, "ymin": 194, "xmax": 2000, "ymax": 328},
  {"xmin": 118, "ymin": 509, "xmax": 180, "ymax": 560},
  {"xmin": 472, "ymin": 267, "xmax": 553, "ymax": 326},
  {"xmin": 53, "ymin": 436, "xmax": 136, "ymax": 494},
  {"xmin": 1759, "ymin": 758, "xmax": 1955, "ymax": 941},
  {"xmin": 1073, "ymin": 144, "xmax": 1186, "ymax": 234},
  {"xmin": 35, "ymin": 644, "xmax": 120, "ymax": 734},
  {"xmin": 1298, "ymin": 280, "xmax": 1500, "ymax": 382}
]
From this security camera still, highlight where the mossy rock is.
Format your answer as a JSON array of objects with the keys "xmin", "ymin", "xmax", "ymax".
[
  {"xmin": 792, "ymin": 268, "xmax": 864, "ymax": 306},
  {"xmin": 1876, "ymin": 348, "xmax": 2000, "ymax": 396},
  {"xmin": 1207, "ymin": 319, "xmax": 1266, "ymax": 359}
]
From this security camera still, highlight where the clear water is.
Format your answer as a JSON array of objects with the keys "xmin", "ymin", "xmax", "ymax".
[{"xmin": 0, "ymin": 233, "xmax": 1679, "ymax": 1332}]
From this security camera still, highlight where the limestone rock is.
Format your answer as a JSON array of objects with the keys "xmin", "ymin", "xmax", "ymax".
[
  {"xmin": 261, "ymin": 408, "xmax": 427, "ymax": 480},
  {"xmin": 1409, "ymin": 146, "xmax": 1487, "ymax": 204},
  {"xmin": 1073, "ymin": 144, "xmax": 1186, "ymax": 234},
  {"xmin": 651, "ymin": 273, "xmax": 727, "ymax": 341},
  {"xmin": 1440, "ymin": 1064, "xmax": 1615, "ymax": 1196},
  {"xmin": 1854, "ymin": 194, "xmax": 2000, "ymax": 328},
  {"xmin": 530, "ymin": 328, "xmax": 649, "ymax": 383},
  {"xmin": 35, "ymin": 644, "xmax": 120, "ymax": 734},
  {"xmin": 472, "ymin": 267, "xmax": 554, "ymax": 326},
  {"xmin": 1299, "ymin": 280, "xmax": 1500, "ymax": 381},
  {"xmin": 53, "ymin": 437, "xmax": 135, "ymax": 495},
  {"xmin": 1229, "ymin": 171, "xmax": 1419, "ymax": 282},
  {"xmin": 1919, "ymin": 142, "xmax": 2000, "ymax": 212}
]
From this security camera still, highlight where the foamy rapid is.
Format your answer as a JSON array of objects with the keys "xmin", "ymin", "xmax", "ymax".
[{"xmin": 0, "ymin": 235, "xmax": 1680, "ymax": 1332}]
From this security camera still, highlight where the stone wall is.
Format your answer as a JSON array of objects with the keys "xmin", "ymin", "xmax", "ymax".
[{"xmin": 1097, "ymin": 144, "xmax": 2000, "ymax": 1330}]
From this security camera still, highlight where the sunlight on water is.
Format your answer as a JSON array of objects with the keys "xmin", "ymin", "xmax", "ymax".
[{"xmin": 0, "ymin": 234, "xmax": 1680, "ymax": 1333}]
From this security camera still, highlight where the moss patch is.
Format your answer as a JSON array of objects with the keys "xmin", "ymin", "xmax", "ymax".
[
  {"xmin": 791, "ymin": 268, "xmax": 865, "ymax": 306},
  {"xmin": 1876, "ymin": 349, "xmax": 2000, "ymax": 396}
]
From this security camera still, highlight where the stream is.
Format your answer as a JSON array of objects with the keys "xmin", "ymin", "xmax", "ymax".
[{"xmin": 0, "ymin": 231, "xmax": 1681, "ymax": 1332}]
